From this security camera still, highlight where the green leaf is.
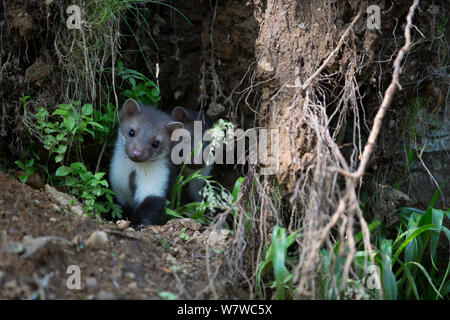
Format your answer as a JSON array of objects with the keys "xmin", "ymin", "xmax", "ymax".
[
  {"xmin": 80, "ymin": 171, "xmax": 92, "ymax": 182},
  {"xmin": 15, "ymin": 161, "xmax": 26, "ymax": 170},
  {"xmin": 151, "ymin": 87, "xmax": 160, "ymax": 97},
  {"xmin": 81, "ymin": 104, "xmax": 93, "ymax": 116},
  {"xmin": 44, "ymin": 127, "xmax": 58, "ymax": 134},
  {"xmin": 66, "ymin": 117, "xmax": 75, "ymax": 131},
  {"xmin": 52, "ymin": 109, "xmax": 68, "ymax": 116},
  {"xmin": 272, "ymin": 226, "xmax": 287, "ymax": 300},
  {"xmin": 334, "ymin": 220, "xmax": 380, "ymax": 254},
  {"xmin": 64, "ymin": 176, "xmax": 77, "ymax": 186},
  {"xmin": 18, "ymin": 175, "xmax": 28, "ymax": 184},
  {"xmin": 70, "ymin": 162, "xmax": 87, "ymax": 172},
  {"xmin": 144, "ymin": 80, "xmax": 157, "ymax": 88},
  {"xmin": 394, "ymin": 258, "xmax": 420, "ymax": 300},
  {"xmin": 121, "ymin": 90, "xmax": 134, "ymax": 98},
  {"xmin": 404, "ymin": 232, "xmax": 421, "ymax": 263},
  {"xmin": 54, "ymin": 155, "xmax": 63, "ymax": 163},
  {"xmin": 232, "ymin": 177, "xmax": 244, "ymax": 202},
  {"xmin": 408, "ymin": 262, "xmax": 443, "ymax": 299},
  {"xmin": 165, "ymin": 207, "xmax": 183, "ymax": 218},
  {"xmin": 94, "ymin": 172, "xmax": 106, "ymax": 180},
  {"xmin": 429, "ymin": 208, "xmax": 444, "ymax": 270},
  {"xmin": 87, "ymin": 121, "xmax": 104, "ymax": 129},
  {"xmin": 158, "ymin": 291, "xmax": 176, "ymax": 300},
  {"xmin": 428, "ymin": 178, "xmax": 448, "ymax": 209},
  {"xmin": 55, "ymin": 166, "xmax": 71, "ymax": 177},
  {"xmin": 394, "ymin": 224, "xmax": 435, "ymax": 261},
  {"xmin": 436, "ymin": 226, "xmax": 450, "ymax": 299},
  {"xmin": 56, "ymin": 133, "xmax": 66, "ymax": 141},
  {"xmin": 56, "ymin": 144, "xmax": 67, "ymax": 154},
  {"xmin": 26, "ymin": 158, "xmax": 35, "ymax": 167},
  {"xmin": 380, "ymin": 239, "xmax": 397, "ymax": 300}
]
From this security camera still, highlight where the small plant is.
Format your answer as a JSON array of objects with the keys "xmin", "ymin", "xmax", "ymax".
[
  {"xmin": 352, "ymin": 183, "xmax": 449, "ymax": 300},
  {"xmin": 92, "ymin": 102, "xmax": 118, "ymax": 140},
  {"xmin": 165, "ymin": 134, "xmax": 240, "ymax": 225},
  {"xmin": 158, "ymin": 291, "xmax": 177, "ymax": 300},
  {"xmin": 178, "ymin": 228, "xmax": 190, "ymax": 241},
  {"xmin": 117, "ymin": 60, "xmax": 161, "ymax": 106},
  {"xmin": 14, "ymin": 158, "xmax": 35, "ymax": 184},
  {"xmin": 31, "ymin": 101, "xmax": 104, "ymax": 163},
  {"xmin": 256, "ymin": 226, "xmax": 298, "ymax": 299},
  {"xmin": 55, "ymin": 162, "xmax": 122, "ymax": 219},
  {"xmin": 165, "ymin": 167, "xmax": 243, "ymax": 225},
  {"xmin": 23, "ymin": 98, "xmax": 122, "ymax": 219},
  {"xmin": 315, "ymin": 221, "xmax": 381, "ymax": 300},
  {"xmin": 166, "ymin": 164, "xmax": 235, "ymax": 225}
]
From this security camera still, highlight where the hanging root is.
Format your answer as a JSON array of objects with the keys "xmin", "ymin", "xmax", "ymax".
[{"xmin": 215, "ymin": 0, "xmax": 422, "ymax": 299}]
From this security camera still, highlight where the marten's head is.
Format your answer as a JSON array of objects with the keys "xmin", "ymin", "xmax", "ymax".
[{"xmin": 119, "ymin": 99, "xmax": 182, "ymax": 163}]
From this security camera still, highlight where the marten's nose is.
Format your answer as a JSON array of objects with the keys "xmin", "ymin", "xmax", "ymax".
[{"xmin": 131, "ymin": 149, "xmax": 143, "ymax": 158}]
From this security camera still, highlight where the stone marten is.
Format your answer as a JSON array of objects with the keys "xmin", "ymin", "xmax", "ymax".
[{"xmin": 109, "ymin": 99, "xmax": 182, "ymax": 229}]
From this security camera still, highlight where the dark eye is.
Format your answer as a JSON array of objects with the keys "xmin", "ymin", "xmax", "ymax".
[
  {"xmin": 128, "ymin": 129, "xmax": 135, "ymax": 137},
  {"xmin": 152, "ymin": 141, "xmax": 160, "ymax": 148}
]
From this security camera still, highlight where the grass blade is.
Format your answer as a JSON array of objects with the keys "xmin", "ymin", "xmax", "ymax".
[
  {"xmin": 429, "ymin": 208, "xmax": 444, "ymax": 270},
  {"xmin": 380, "ymin": 239, "xmax": 397, "ymax": 300}
]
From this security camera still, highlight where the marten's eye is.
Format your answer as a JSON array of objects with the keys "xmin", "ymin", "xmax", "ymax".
[
  {"xmin": 152, "ymin": 141, "xmax": 160, "ymax": 148},
  {"xmin": 128, "ymin": 129, "xmax": 135, "ymax": 137}
]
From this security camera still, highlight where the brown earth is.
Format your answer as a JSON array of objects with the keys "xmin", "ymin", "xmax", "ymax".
[{"xmin": 0, "ymin": 171, "xmax": 243, "ymax": 299}]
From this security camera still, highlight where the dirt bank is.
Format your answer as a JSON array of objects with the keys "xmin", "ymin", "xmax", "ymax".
[{"xmin": 0, "ymin": 172, "xmax": 244, "ymax": 299}]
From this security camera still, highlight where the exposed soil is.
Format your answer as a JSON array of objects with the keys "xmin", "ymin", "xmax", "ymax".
[{"xmin": 0, "ymin": 171, "xmax": 243, "ymax": 299}]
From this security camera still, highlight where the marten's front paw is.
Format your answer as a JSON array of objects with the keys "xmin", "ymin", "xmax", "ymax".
[
  {"xmin": 134, "ymin": 223, "xmax": 145, "ymax": 231},
  {"xmin": 132, "ymin": 219, "xmax": 152, "ymax": 231}
]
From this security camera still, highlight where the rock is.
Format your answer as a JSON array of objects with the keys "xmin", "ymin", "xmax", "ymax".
[
  {"xmin": 85, "ymin": 277, "xmax": 98, "ymax": 289},
  {"xmin": 70, "ymin": 205, "xmax": 84, "ymax": 216},
  {"xmin": 258, "ymin": 55, "xmax": 275, "ymax": 73},
  {"xmin": 205, "ymin": 230, "xmax": 230, "ymax": 249},
  {"xmin": 85, "ymin": 231, "xmax": 108, "ymax": 249},
  {"xmin": 20, "ymin": 235, "xmax": 70, "ymax": 258},
  {"xmin": 116, "ymin": 220, "xmax": 130, "ymax": 230},
  {"xmin": 5, "ymin": 241, "xmax": 24, "ymax": 254},
  {"xmin": 97, "ymin": 290, "xmax": 114, "ymax": 300},
  {"xmin": 45, "ymin": 185, "xmax": 85, "ymax": 217},
  {"xmin": 125, "ymin": 272, "xmax": 135, "ymax": 280},
  {"xmin": 127, "ymin": 281, "xmax": 138, "ymax": 289},
  {"xmin": 50, "ymin": 203, "xmax": 61, "ymax": 212},
  {"xmin": 44, "ymin": 184, "xmax": 84, "ymax": 216}
]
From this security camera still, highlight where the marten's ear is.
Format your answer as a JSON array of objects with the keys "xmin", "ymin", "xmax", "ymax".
[
  {"xmin": 166, "ymin": 121, "xmax": 184, "ymax": 136},
  {"xmin": 120, "ymin": 99, "xmax": 141, "ymax": 121},
  {"xmin": 171, "ymin": 106, "xmax": 190, "ymax": 123}
]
